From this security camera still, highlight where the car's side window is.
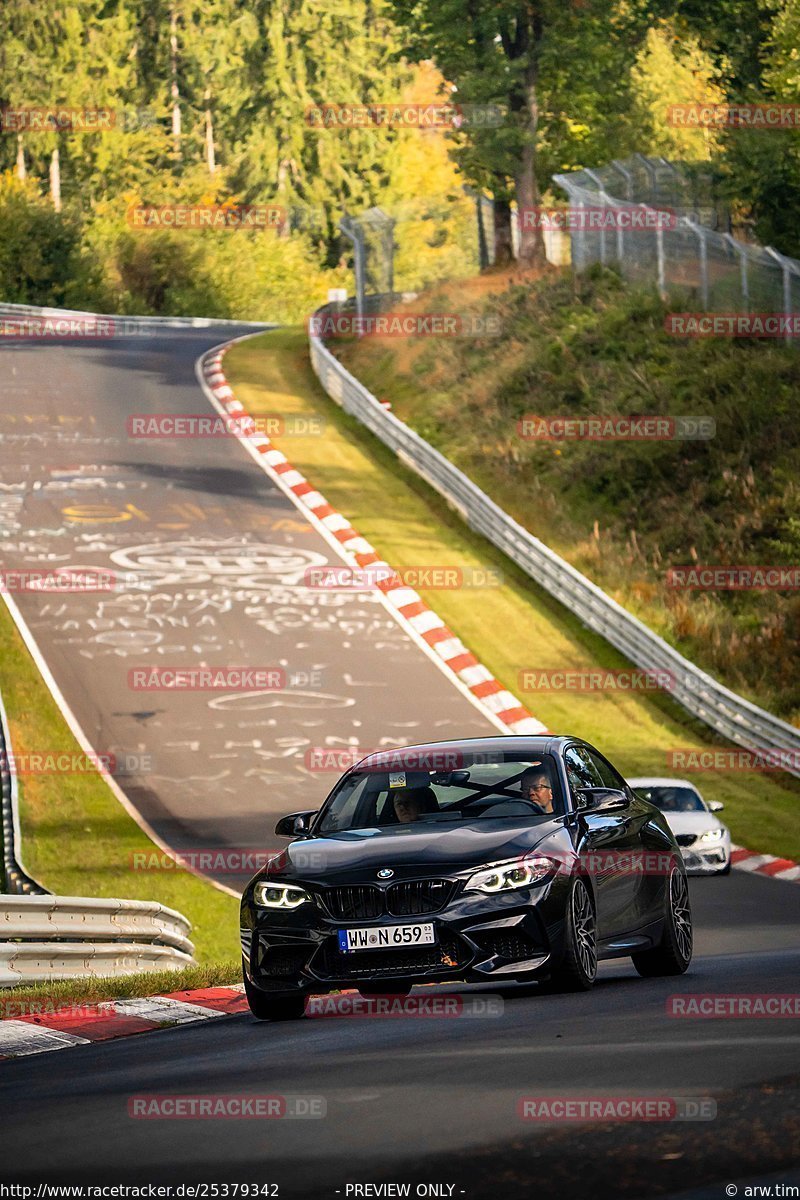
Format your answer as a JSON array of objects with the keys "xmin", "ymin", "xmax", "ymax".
[
  {"xmin": 564, "ymin": 745, "xmax": 603, "ymax": 796},
  {"xmin": 584, "ymin": 748, "xmax": 628, "ymax": 792}
]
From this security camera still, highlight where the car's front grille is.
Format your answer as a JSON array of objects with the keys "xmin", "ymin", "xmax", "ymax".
[
  {"xmin": 311, "ymin": 931, "xmax": 468, "ymax": 980},
  {"xmin": 321, "ymin": 886, "xmax": 385, "ymax": 920},
  {"xmin": 676, "ymin": 834, "xmax": 697, "ymax": 847},
  {"xmin": 387, "ymin": 880, "xmax": 456, "ymax": 915},
  {"xmin": 470, "ymin": 929, "xmax": 541, "ymax": 962},
  {"xmin": 320, "ymin": 880, "xmax": 455, "ymax": 920}
]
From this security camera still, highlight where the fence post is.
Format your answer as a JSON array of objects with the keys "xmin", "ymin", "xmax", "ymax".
[
  {"xmin": 611, "ymin": 159, "xmax": 634, "ymax": 201},
  {"xmin": 693, "ymin": 225, "xmax": 709, "ymax": 308},
  {"xmin": 339, "ymin": 215, "xmax": 366, "ymax": 333},
  {"xmin": 725, "ymin": 234, "xmax": 749, "ymax": 313},
  {"xmin": 766, "ymin": 246, "xmax": 794, "ymax": 345}
]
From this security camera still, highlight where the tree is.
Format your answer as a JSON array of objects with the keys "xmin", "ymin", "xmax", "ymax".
[
  {"xmin": 630, "ymin": 22, "xmax": 726, "ymax": 160},
  {"xmin": 390, "ymin": 0, "xmax": 674, "ymax": 268}
]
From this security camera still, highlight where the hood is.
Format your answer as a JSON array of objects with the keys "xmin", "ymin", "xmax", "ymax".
[
  {"xmin": 662, "ymin": 811, "xmax": 726, "ymax": 836},
  {"xmin": 257, "ymin": 818, "xmax": 565, "ymax": 884}
]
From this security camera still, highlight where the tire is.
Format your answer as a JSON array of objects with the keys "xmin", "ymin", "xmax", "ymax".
[
  {"xmin": 542, "ymin": 877, "xmax": 597, "ymax": 993},
  {"xmin": 632, "ymin": 865, "xmax": 693, "ymax": 977},
  {"xmin": 243, "ymin": 972, "xmax": 307, "ymax": 1021},
  {"xmin": 358, "ymin": 982, "xmax": 412, "ymax": 998}
]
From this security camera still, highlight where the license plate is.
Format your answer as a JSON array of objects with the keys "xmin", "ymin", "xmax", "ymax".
[{"xmin": 338, "ymin": 923, "xmax": 436, "ymax": 953}]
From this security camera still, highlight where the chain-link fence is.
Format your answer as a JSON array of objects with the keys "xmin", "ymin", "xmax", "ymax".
[{"xmin": 553, "ymin": 154, "xmax": 800, "ymax": 342}]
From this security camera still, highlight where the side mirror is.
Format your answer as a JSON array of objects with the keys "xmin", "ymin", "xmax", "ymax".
[
  {"xmin": 576, "ymin": 788, "xmax": 629, "ymax": 814},
  {"xmin": 275, "ymin": 810, "xmax": 317, "ymax": 838},
  {"xmin": 707, "ymin": 800, "xmax": 724, "ymax": 813}
]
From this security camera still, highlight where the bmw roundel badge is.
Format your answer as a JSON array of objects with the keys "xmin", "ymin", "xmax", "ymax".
[{"xmin": 377, "ymin": 868, "xmax": 394, "ymax": 880}]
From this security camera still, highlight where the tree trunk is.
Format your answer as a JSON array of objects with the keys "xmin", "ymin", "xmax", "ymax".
[
  {"xmin": 493, "ymin": 197, "xmax": 514, "ymax": 266},
  {"xmin": 16, "ymin": 134, "xmax": 26, "ymax": 180},
  {"xmin": 170, "ymin": 4, "xmax": 181, "ymax": 159},
  {"xmin": 204, "ymin": 89, "xmax": 216, "ymax": 174},
  {"xmin": 49, "ymin": 147, "xmax": 61, "ymax": 212},
  {"xmin": 515, "ymin": 66, "xmax": 545, "ymax": 268}
]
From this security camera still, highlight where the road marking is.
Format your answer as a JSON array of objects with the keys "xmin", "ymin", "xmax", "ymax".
[
  {"xmin": 0, "ymin": 1021, "xmax": 91, "ymax": 1056},
  {"xmin": 109, "ymin": 997, "xmax": 230, "ymax": 1024},
  {"xmin": 194, "ymin": 339, "xmax": 547, "ymax": 737}
]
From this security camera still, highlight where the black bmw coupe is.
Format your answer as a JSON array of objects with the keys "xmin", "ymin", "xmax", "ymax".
[{"xmin": 240, "ymin": 736, "xmax": 693, "ymax": 1020}]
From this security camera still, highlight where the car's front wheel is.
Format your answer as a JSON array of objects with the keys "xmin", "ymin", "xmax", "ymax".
[
  {"xmin": 632, "ymin": 865, "xmax": 693, "ymax": 977},
  {"xmin": 243, "ymin": 972, "xmax": 307, "ymax": 1021},
  {"xmin": 542, "ymin": 877, "xmax": 597, "ymax": 993}
]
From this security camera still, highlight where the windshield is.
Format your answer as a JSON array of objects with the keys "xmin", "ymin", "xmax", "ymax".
[
  {"xmin": 316, "ymin": 753, "xmax": 564, "ymax": 834},
  {"xmin": 634, "ymin": 785, "xmax": 705, "ymax": 813}
]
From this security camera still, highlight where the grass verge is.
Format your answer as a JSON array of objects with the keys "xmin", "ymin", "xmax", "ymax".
[
  {"xmin": 333, "ymin": 267, "xmax": 800, "ymax": 724},
  {"xmin": 0, "ymin": 599, "xmax": 240, "ymax": 962},
  {"xmin": 0, "ymin": 962, "xmax": 239, "ymax": 1012},
  {"xmin": 224, "ymin": 327, "xmax": 800, "ymax": 862}
]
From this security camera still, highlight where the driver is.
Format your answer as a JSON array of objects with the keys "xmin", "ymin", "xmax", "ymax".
[
  {"xmin": 392, "ymin": 786, "xmax": 436, "ymax": 824},
  {"xmin": 519, "ymin": 767, "xmax": 555, "ymax": 815}
]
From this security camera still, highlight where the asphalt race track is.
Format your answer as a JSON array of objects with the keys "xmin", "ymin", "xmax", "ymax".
[
  {"xmin": 1, "ymin": 329, "xmax": 798, "ymax": 1196},
  {"xmin": 1, "ymin": 872, "xmax": 799, "ymax": 1196},
  {"xmin": 0, "ymin": 327, "xmax": 494, "ymax": 886}
]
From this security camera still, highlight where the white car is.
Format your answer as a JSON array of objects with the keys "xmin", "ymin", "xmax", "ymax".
[{"xmin": 627, "ymin": 777, "xmax": 731, "ymax": 876}]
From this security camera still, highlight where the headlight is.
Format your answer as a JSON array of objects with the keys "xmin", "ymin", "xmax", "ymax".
[
  {"xmin": 465, "ymin": 856, "xmax": 555, "ymax": 894},
  {"xmin": 253, "ymin": 882, "xmax": 313, "ymax": 909},
  {"xmin": 698, "ymin": 829, "xmax": 724, "ymax": 844}
]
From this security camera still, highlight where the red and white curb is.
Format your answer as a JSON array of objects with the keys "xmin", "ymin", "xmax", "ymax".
[
  {"xmin": 730, "ymin": 844, "xmax": 800, "ymax": 883},
  {"xmin": 199, "ymin": 345, "xmax": 548, "ymax": 737},
  {"xmin": 0, "ymin": 985, "xmax": 248, "ymax": 1059}
]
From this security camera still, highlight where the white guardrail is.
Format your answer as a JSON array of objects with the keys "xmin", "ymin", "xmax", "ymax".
[
  {"xmin": 308, "ymin": 304, "xmax": 800, "ymax": 777},
  {"xmin": 0, "ymin": 299, "xmax": 271, "ymax": 333},
  {"xmin": 0, "ymin": 897, "xmax": 195, "ymax": 986}
]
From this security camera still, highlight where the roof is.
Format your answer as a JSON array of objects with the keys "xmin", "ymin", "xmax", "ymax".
[{"xmin": 356, "ymin": 734, "xmax": 569, "ymax": 769}]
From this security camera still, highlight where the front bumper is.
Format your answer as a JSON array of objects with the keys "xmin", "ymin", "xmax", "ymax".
[
  {"xmin": 242, "ymin": 879, "xmax": 566, "ymax": 995},
  {"xmin": 680, "ymin": 842, "xmax": 730, "ymax": 874}
]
